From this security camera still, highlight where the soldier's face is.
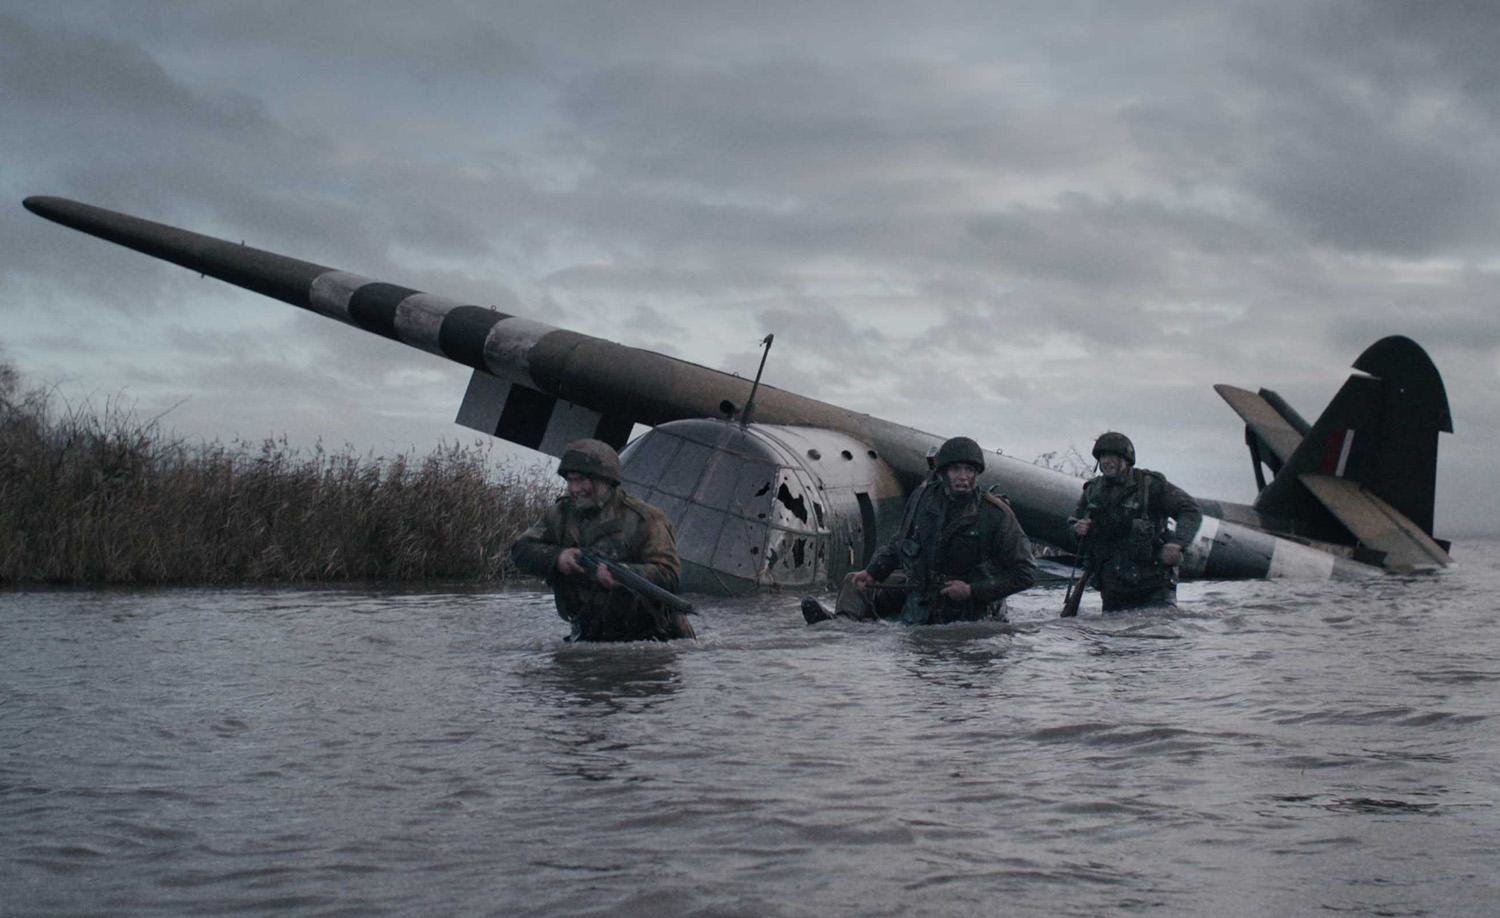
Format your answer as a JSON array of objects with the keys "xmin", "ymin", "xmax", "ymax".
[
  {"xmin": 566, "ymin": 472, "xmax": 610, "ymax": 510},
  {"xmin": 1098, "ymin": 454, "xmax": 1129, "ymax": 478},
  {"xmin": 943, "ymin": 462, "xmax": 979, "ymax": 494}
]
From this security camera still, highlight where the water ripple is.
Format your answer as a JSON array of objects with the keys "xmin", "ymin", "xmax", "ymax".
[{"xmin": 3, "ymin": 540, "xmax": 1500, "ymax": 915}]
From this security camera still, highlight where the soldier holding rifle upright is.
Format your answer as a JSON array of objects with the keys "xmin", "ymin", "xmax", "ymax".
[
  {"xmin": 510, "ymin": 439, "xmax": 695, "ymax": 642},
  {"xmin": 803, "ymin": 436, "xmax": 1037, "ymax": 625},
  {"xmin": 1069, "ymin": 432, "xmax": 1202, "ymax": 613}
]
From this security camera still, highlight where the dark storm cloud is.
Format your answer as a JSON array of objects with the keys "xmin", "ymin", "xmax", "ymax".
[
  {"xmin": 1298, "ymin": 1, "xmax": 1500, "ymax": 116},
  {"xmin": 0, "ymin": 13, "xmax": 262, "ymax": 130},
  {"xmin": 1239, "ymin": 79, "xmax": 1497, "ymax": 257},
  {"xmin": 1223, "ymin": 4, "xmax": 1500, "ymax": 257},
  {"xmin": 558, "ymin": 55, "xmax": 1091, "ymax": 185},
  {"xmin": 1, "ymin": 10, "xmax": 339, "ymax": 308}
]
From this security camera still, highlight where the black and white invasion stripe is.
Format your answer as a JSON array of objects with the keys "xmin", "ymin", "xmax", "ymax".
[
  {"xmin": 1180, "ymin": 516, "xmax": 1372, "ymax": 580},
  {"xmin": 308, "ymin": 270, "xmax": 558, "ymax": 389}
]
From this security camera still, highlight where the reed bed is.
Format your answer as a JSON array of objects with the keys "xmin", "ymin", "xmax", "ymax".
[{"xmin": 0, "ymin": 363, "xmax": 558, "ymax": 585}]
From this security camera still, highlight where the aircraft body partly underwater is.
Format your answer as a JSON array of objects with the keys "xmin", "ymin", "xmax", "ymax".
[{"xmin": 24, "ymin": 197, "xmax": 1454, "ymax": 594}]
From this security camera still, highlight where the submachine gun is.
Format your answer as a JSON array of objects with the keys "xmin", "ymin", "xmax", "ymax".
[{"xmin": 576, "ymin": 548, "xmax": 697, "ymax": 618}]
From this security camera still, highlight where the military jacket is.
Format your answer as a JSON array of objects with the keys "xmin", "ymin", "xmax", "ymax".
[
  {"xmin": 509, "ymin": 487, "xmax": 684, "ymax": 640},
  {"xmin": 866, "ymin": 479, "xmax": 1037, "ymax": 623},
  {"xmin": 1073, "ymin": 467, "xmax": 1202, "ymax": 596}
]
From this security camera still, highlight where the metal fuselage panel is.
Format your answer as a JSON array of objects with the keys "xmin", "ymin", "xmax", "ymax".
[{"xmin": 621, "ymin": 420, "xmax": 904, "ymax": 595}]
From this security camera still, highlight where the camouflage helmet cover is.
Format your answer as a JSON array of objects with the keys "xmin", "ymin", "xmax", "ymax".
[
  {"xmin": 557, "ymin": 438, "xmax": 622, "ymax": 484},
  {"xmin": 1091, "ymin": 431, "xmax": 1136, "ymax": 465},
  {"xmin": 934, "ymin": 436, "xmax": 985, "ymax": 473}
]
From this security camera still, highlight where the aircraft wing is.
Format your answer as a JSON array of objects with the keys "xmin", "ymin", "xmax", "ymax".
[{"xmin": 21, "ymin": 196, "xmax": 872, "ymax": 459}]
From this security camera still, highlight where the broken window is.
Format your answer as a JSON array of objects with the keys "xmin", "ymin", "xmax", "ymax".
[{"xmin": 775, "ymin": 481, "xmax": 808, "ymax": 523}]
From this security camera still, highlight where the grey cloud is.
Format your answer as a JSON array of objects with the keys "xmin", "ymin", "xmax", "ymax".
[
  {"xmin": 1289, "ymin": 2, "xmax": 1500, "ymax": 119},
  {"xmin": 557, "ymin": 54, "xmax": 1109, "ymax": 204},
  {"xmin": 1246, "ymin": 100, "xmax": 1497, "ymax": 257},
  {"xmin": 1227, "ymin": 6, "xmax": 1500, "ymax": 256},
  {"xmin": 4, "ymin": 3, "xmax": 1496, "ymax": 537},
  {"xmin": 0, "ymin": 13, "xmax": 256, "ymax": 129}
]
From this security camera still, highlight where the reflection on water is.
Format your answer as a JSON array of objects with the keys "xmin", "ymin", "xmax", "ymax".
[
  {"xmin": 3, "ymin": 540, "xmax": 1500, "ymax": 915},
  {"xmin": 536, "ymin": 645, "xmax": 685, "ymax": 710},
  {"xmin": 895, "ymin": 624, "xmax": 1014, "ymax": 691}
]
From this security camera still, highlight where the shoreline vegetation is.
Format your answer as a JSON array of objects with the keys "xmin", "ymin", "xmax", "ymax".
[
  {"xmin": 1, "ymin": 362, "xmax": 556, "ymax": 586},
  {"xmin": 2, "ymin": 360, "xmax": 1094, "ymax": 587}
]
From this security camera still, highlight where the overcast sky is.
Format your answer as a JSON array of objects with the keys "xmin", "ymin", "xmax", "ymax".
[{"xmin": 3, "ymin": 2, "xmax": 1497, "ymax": 538}]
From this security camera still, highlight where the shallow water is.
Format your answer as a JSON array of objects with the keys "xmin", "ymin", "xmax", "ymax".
[{"xmin": 4, "ymin": 540, "xmax": 1499, "ymax": 916}]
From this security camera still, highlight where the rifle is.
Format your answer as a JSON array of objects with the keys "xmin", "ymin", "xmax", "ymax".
[
  {"xmin": 1061, "ymin": 512, "xmax": 1094, "ymax": 618},
  {"xmin": 1061, "ymin": 560, "xmax": 1091, "ymax": 618},
  {"xmin": 576, "ymin": 548, "xmax": 697, "ymax": 617}
]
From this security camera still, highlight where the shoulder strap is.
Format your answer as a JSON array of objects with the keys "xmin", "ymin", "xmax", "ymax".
[
  {"xmin": 899, "ymin": 480, "xmax": 937, "ymax": 536},
  {"xmin": 1080, "ymin": 476, "xmax": 1105, "ymax": 513}
]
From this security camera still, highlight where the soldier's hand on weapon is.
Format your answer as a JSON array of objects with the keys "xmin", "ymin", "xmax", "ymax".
[
  {"xmin": 852, "ymin": 570, "xmax": 875, "ymax": 593},
  {"xmin": 557, "ymin": 547, "xmax": 586, "ymax": 576},
  {"xmin": 595, "ymin": 563, "xmax": 618, "ymax": 589},
  {"xmin": 1159, "ymin": 543, "xmax": 1184, "ymax": 566},
  {"xmin": 938, "ymin": 579, "xmax": 972, "ymax": 602},
  {"xmin": 1071, "ymin": 517, "xmax": 1092, "ymax": 538}
]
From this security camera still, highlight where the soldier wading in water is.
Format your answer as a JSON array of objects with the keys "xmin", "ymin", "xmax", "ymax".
[
  {"xmin": 803, "ymin": 436, "xmax": 1037, "ymax": 625},
  {"xmin": 1070, "ymin": 432, "xmax": 1203, "ymax": 612},
  {"xmin": 510, "ymin": 439, "xmax": 695, "ymax": 642}
]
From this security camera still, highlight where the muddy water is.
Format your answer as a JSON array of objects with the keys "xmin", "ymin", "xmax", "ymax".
[{"xmin": 4, "ymin": 540, "xmax": 1498, "ymax": 915}]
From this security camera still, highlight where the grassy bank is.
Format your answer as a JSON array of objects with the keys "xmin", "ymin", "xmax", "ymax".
[{"xmin": 0, "ymin": 363, "xmax": 557, "ymax": 585}]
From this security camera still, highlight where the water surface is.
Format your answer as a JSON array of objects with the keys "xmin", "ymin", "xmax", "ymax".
[{"xmin": 4, "ymin": 540, "xmax": 1499, "ymax": 915}]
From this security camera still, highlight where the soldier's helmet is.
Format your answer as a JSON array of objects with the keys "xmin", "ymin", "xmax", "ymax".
[
  {"xmin": 1091, "ymin": 431, "xmax": 1136, "ymax": 465},
  {"xmin": 557, "ymin": 439, "xmax": 622, "ymax": 484},
  {"xmin": 934, "ymin": 436, "xmax": 985, "ymax": 473}
]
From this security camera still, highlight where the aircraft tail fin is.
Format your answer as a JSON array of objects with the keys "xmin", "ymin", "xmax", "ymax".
[{"xmin": 1226, "ymin": 336, "xmax": 1452, "ymax": 571}]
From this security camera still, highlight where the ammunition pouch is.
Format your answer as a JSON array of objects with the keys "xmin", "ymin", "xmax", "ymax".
[
  {"xmin": 1104, "ymin": 556, "xmax": 1163, "ymax": 592},
  {"xmin": 1126, "ymin": 518, "xmax": 1160, "ymax": 562},
  {"xmin": 1096, "ymin": 521, "xmax": 1167, "ymax": 593}
]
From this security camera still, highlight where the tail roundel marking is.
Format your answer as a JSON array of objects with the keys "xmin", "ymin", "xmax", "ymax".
[{"xmin": 1319, "ymin": 429, "xmax": 1355, "ymax": 477}]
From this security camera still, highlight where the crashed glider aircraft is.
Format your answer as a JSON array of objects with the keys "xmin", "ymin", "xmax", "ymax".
[{"xmin": 24, "ymin": 197, "xmax": 1453, "ymax": 594}]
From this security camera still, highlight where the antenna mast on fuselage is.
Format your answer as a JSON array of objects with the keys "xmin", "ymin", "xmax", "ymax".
[{"xmin": 740, "ymin": 334, "xmax": 774, "ymax": 428}]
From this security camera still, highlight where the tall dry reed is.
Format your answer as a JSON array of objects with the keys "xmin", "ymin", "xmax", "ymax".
[{"xmin": 0, "ymin": 363, "xmax": 558, "ymax": 584}]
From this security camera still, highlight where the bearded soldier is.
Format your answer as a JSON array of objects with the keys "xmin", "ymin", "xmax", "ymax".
[
  {"xmin": 803, "ymin": 436, "xmax": 1037, "ymax": 624},
  {"xmin": 510, "ymin": 439, "xmax": 694, "ymax": 642},
  {"xmin": 1070, "ymin": 432, "xmax": 1202, "ymax": 612}
]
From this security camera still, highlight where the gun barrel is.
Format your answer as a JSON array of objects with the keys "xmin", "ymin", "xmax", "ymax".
[{"xmin": 578, "ymin": 549, "xmax": 695, "ymax": 616}]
